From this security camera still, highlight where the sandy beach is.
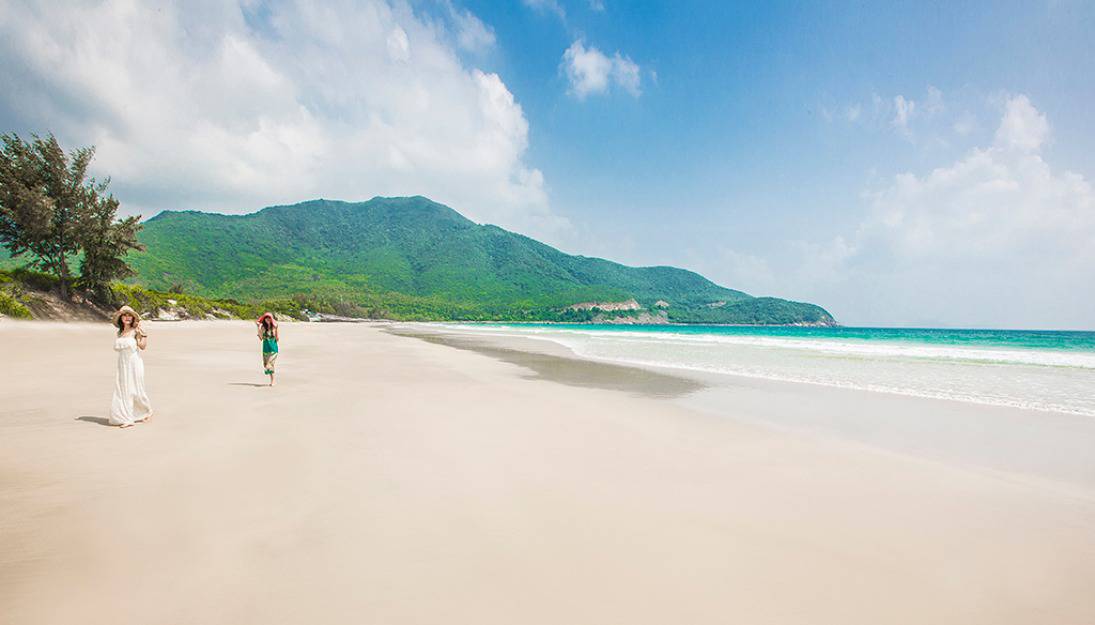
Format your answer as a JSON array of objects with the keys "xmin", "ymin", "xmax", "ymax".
[{"xmin": 3, "ymin": 321, "xmax": 1095, "ymax": 625}]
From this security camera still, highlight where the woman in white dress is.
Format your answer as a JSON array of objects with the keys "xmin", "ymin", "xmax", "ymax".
[{"xmin": 109, "ymin": 305, "xmax": 153, "ymax": 428}]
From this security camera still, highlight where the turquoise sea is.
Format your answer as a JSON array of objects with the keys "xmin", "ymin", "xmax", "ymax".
[{"xmin": 443, "ymin": 324, "xmax": 1095, "ymax": 416}]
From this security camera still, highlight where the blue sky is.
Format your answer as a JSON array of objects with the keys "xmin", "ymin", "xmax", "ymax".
[
  {"xmin": 1, "ymin": 1, "xmax": 1093, "ymax": 327},
  {"xmin": 456, "ymin": 1, "xmax": 1095, "ymax": 328}
]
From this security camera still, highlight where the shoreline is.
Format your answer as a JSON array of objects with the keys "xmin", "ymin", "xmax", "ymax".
[
  {"xmin": 428, "ymin": 319, "xmax": 842, "ymax": 327},
  {"xmin": 415, "ymin": 322, "xmax": 1095, "ymax": 416},
  {"xmin": 395, "ymin": 323, "xmax": 1095, "ymax": 495}
]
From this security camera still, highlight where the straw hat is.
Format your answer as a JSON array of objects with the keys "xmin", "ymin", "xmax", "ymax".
[
  {"xmin": 112, "ymin": 305, "xmax": 142, "ymax": 326},
  {"xmin": 257, "ymin": 312, "xmax": 278, "ymax": 326}
]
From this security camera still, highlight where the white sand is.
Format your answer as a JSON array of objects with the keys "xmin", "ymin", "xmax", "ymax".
[{"xmin": 2, "ymin": 321, "xmax": 1094, "ymax": 624}]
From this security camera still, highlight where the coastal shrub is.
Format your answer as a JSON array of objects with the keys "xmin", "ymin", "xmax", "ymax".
[
  {"xmin": 105, "ymin": 282, "xmax": 309, "ymax": 321},
  {"xmin": 0, "ymin": 289, "xmax": 32, "ymax": 318},
  {"xmin": 10, "ymin": 267, "xmax": 59, "ymax": 292},
  {"xmin": 0, "ymin": 266, "xmax": 310, "ymax": 321}
]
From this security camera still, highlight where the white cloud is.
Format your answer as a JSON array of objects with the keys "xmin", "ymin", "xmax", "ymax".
[
  {"xmin": 386, "ymin": 26, "xmax": 411, "ymax": 62},
  {"xmin": 610, "ymin": 54, "xmax": 641, "ymax": 97},
  {"xmin": 0, "ymin": 0, "xmax": 566, "ymax": 239},
  {"xmin": 562, "ymin": 40, "xmax": 642, "ymax": 99},
  {"xmin": 589, "ymin": 0, "xmax": 607, "ymax": 11},
  {"xmin": 439, "ymin": 0, "xmax": 496, "ymax": 54},
  {"xmin": 522, "ymin": 0, "xmax": 566, "ymax": 21},
  {"xmin": 563, "ymin": 41, "xmax": 612, "ymax": 97},
  {"xmin": 819, "ymin": 95, "xmax": 1093, "ymax": 327},
  {"xmin": 891, "ymin": 95, "xmax": 916, "ymax": 137},
  {"xmin": 695, "ymin": 94, "xmax": 1094, "ymax": 328},
  {"xmin": 953, "ymin": 113, "xmax": 977, "ymax": 136},
  {"xmin": 994, "ymin": 94, "xmax": 1049, "ymax": 151},
  {"xmin": 854, "ymin": 86, "xmax": 946, "ymax": 140}
]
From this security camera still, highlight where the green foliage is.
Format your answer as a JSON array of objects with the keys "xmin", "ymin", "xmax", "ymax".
[
  {"xmin": 107, "ymin": 283, "xmax": 309, "ymax": 321},
  {"xmin": 126, "ymin": 196, "xmax": 836, "ymax": 324},
  {"xmin": 77, "ymin": 193, "xmax": 145, "ymax": 294},
  {"xmin": 7, "ymin": 266, "xmax": 59, "ymax": 291},
  {"xmin": 664, "ymin": 297, "xmax": 836, "ymax": 325},
  {"xmin": 0, "ymin": 133, "xmax": 143, "ymax": 296},
  {"xmin": 0, "ymin": 133, "xmax": 85, "ymax": 293},
  {"xmin": 0, "ymin": 288, "xmax": 32, "ymax": 318},
  {"xmin": 0, "ymin": 267, "xmax": 42, "ymax": 318},
  {"xmin": 0, "ymin": 265, "xmax": 307, "ymax": 322}
]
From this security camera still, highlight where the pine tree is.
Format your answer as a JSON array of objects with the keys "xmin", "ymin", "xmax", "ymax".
[
  {"xmin": 77, "ymin": 190, "xmax": 145, "ymax": 296},
  {"xmin": 0, "ymin": 133, "xmax": 143, "ymax": 298}
]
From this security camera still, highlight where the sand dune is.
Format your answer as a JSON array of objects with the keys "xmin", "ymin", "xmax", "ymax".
[{"xmin": 2, "ymin": 321, "xmax": 1094, "ymax": 624}]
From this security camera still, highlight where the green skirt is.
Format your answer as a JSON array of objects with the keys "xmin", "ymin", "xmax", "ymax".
[{"xmin": 262, "ymin": 338, "xmax": 278, "ymax": 374}]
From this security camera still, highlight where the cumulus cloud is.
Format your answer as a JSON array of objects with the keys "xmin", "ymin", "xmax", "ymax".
[
  {"xmin": 825, "ymin": 95, "xmax": 1092, "ymax": 327},
  {"xmin": 0, "ymin": 0, "xmax": 565, "ymax": 239},
  {"xmin": 562, "ymin": 40, "xmax": 641, "ymax": 99},
  {"xmin": 994, "ymin": 94, "xmax": 1049, "ymax": 151},
  {"xmin": 697, "ymin": 94, "xmax": 1093, "ymax": 328}
]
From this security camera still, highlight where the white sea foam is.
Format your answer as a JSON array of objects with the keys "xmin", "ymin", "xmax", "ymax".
[
  {"xmin": 432, "ymin": 324, "xmax": 1095, "ymax": 417},
  {"xmin": 437, "ymin": 324, "xmax": 1095, "ymax": 369}
]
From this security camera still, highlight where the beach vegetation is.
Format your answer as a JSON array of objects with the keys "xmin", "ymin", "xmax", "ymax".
[
  {"xmin": 0, "ymin": 266, "xmax": 307, "ymax": 322},
  {"xmin": 0, "ymin": 133, "xmax": 143, "ymax": 299},
  {"xmin": 106, "ymin": 283, "xmax": 310, "ymax": 321},
  {"xmin": 0, "ymin": 287, "xmax": 32, "ymax": 318}
]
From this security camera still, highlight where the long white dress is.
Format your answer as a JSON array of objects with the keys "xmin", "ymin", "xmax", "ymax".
[{"xmin": 109, "ymin": 334, "xmax": 152, "ymax": 426}]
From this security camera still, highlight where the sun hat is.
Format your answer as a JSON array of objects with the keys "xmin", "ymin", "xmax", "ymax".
[
  {"xmin": 112, "ymin": 305, "xmax": 146, "ymax": 336},
  {"xmin": 112, "ymin": 305, "xmax": 142, "ymax": 325},
  {"xmin": 257, "ymin": 312, "xmax": 278, "ymax": 326}
]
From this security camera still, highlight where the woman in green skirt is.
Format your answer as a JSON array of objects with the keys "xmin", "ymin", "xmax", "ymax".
[{"xmin": 256, "ymin": 312, "xmax": 280, "ymax": 386}]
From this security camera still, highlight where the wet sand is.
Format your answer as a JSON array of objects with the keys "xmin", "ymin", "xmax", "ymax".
[
  {"xmin": 2, "ymin": 321, "xmax": 1095, "ymax": 624},
  {"xmin": 407, "ymin": 325, "xmax": 1095, "ymax": 492}
]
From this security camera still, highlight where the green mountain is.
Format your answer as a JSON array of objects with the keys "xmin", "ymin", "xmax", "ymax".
[{"xmin": 126, "ymin": 196, "xmax": 835, "ymax": 324}]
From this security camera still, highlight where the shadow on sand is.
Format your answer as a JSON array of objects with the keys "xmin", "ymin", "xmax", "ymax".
[
  {"xmin": 76, "ymin": 416, "xmax": 112, "ymax": 426},
  {"xmin": 228, "ymin": 382, "xmax": 269, "ymax": 388},
  {"xmin": 394, "ymin": 330, "xmax": 706, "ymax": 400}
]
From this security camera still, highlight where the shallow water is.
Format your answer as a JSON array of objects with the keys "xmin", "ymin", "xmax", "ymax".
[{"xmin": 438, "ymin": 324, "xmax": 1095, "ymax": 417}]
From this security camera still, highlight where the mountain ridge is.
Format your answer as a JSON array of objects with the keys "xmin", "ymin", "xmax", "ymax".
[{"xmin": 127, "ymin": 196, "xmax": 835, "ymax": 325}]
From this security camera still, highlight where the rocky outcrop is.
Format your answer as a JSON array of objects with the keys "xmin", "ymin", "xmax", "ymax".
[
  {"xmin": 567, "ymin": 298, "xmax": 642, "ymax": 312},
  {"xmin": 593, "ymin": 309, "xmax": 669, "ymax": 325}
]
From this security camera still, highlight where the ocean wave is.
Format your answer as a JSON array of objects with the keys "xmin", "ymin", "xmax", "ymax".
[
  {"xmin": 427, "ymin": 323, "xmax": 1095, "ymax": 417},
  {"xmin": 438, "ymin": 324, "xmax": 1095, "ymax": 369}
]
